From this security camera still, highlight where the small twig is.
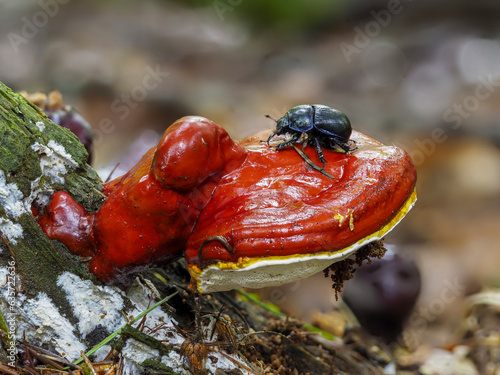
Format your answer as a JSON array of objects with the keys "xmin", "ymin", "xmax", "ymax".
[
  {"xmin": 104, "ymin": 163, "xmax": 120, "ymax": 183},
  {"xmin": 135, "ymin": 295, "xmax": 153, "ymax": 332},
  {"xmin": 27, "ymin": 347, "xmax": 65, "ymax": 371},
  {"xmin": 198, "ymin": 235, "xmax": 233, "ymax": 268},
  {"xmin": 22, "ymin": 334, "xmax": 39, "ymax": 374},
  {"xmin": 24, "ymin": 328, "xmax": 79, "ymax": 371},
  {"xmin": 80, "ymin": 351, "xmax": 98, "ymax": 375},
  {"xmin": 116, "ymin": 355, "xmax": 123, "ymax": 375},
  {"xmin": 120, "ymin": 311, "xmax": 131, "ymax": 324},
  {"xmin": 1, "ymin": 234, "xmax": 16, "ymax": 261},
  {"xmin": 0, "ymin": 363, "xmax": 21, "ymax": 375},
  {"xmin": 218, "ymin": 351, "xmax": 260, "ymax": 375}
]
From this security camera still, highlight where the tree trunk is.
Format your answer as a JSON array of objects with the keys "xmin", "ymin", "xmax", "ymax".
[{"xmin": 0, "ymin": 80, "xmax": 104, "ymax": 305}]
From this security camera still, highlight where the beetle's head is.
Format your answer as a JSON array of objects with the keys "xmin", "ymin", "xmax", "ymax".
[{"xmin": 274, "ymin": 113, "xmax": 290, "ymax": 135}]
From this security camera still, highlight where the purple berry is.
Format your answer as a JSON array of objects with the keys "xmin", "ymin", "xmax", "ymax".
[
  {"xmin": 47, "ymin": 106, "xmax": 94, "ymax": 164},
  {"xmin": 342, "ymin": 245, "xmax": 421, "ymax": 342},
  {"xmin": 21, "ymin": 90, "xmax": 94, "ymax": 164}
]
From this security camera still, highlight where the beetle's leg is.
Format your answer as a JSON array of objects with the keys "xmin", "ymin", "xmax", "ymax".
[
  {"xmin": 314, "ymin": 137, "xmax": 326, "ymax": 169},
  {"xmin": 337, "ymin": 140, "xmax": 354, "ymax": 153},
  {"xmin": 198, "ymin": 236, "xmax": 233, "ymax": 268},
  {"xmin": 266, "ymin": 132, "xmax": 276, "ymax": 145},
  {"xmin": 329, "ymin": 135, "xmax": 357, "ymax": 153},
  {"xmin": 347, "ymin": 139, "xmax": 357, "ymax": 152},
  {"xmin": 339, "ymin": 142, "xmax": 355, "ymax": 153},
  {"xmin": 275, "ymin": 132, "xmax": 301, "ymax": 151},
  {"xmin": 301, "ymin": 137, "xmax": 308, "ymax": 151},
  {"xmin": 291, "ymin": 145, "xmax": 335, "ymax": 179}
]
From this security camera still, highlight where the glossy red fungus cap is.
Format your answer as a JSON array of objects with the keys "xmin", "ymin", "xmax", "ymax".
[
  {"xmin": 186, "ymin": 129, "xmax": 417, "ymax": 293},
  {"xmin": 36, "ymin": 116, "xmax": 415, "ymax": 290}
]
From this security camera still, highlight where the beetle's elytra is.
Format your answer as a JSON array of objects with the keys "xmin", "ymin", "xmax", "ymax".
[{"xmin": 267, "ymin": 104, "xmax": 355, "ymax": 168}]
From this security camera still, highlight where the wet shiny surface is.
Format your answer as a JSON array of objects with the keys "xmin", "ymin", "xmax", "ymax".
[
  {"xmin": 37, "ymin": 118, "xmax": 416, "ymax": 283},
  {"xmin": 186, "ymin": 129, "xmax": 416, "ymax": 265}
]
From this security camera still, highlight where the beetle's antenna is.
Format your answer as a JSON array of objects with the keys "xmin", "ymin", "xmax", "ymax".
[{"xmin": 265, "ymin": 114, "xmax": 278, "ymax": 122}]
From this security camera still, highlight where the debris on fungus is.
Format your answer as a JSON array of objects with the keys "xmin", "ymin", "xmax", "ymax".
[{"xmin": 323, "ymin": 239, "xmax": 387, "ymax": 300}]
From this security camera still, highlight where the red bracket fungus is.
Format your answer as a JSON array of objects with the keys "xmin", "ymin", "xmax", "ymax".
[{"xmin": 36, "ymin": 116, "xmax": 416, "ymax": 292}]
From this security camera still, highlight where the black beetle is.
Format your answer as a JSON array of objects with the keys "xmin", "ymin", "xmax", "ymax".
[{"xmin": 267, "ymin": 104, "xmax": 355, "ymax": 168}]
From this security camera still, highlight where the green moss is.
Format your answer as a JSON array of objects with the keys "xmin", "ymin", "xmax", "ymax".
[
  {"xmin": 0, "ymin": 117, "xmax": 30, "ymax": 174},
  {"xmin": 141, "ymin": 359, "xmax": 177, "ymax": 374}
]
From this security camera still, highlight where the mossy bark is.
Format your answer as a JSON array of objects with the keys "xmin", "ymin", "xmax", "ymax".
[{"xmin": 0, "ymin": 81, "xmax": 105, "ymax": 320}]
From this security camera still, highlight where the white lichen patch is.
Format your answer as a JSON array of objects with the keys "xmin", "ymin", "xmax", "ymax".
[
  {"xmin": 19, "ymin": 292, "xmax": 86, "ymax": 360},
  {"xmin": 0, "ymin": 139, "xmax": 82, "ymax": 247},
  {"xmin": 35, "ymin": 121, "xmax": 45, "ymax": 132},
  {"xmin": 57, "ymin": 272, "xmax": 127, "ymax": 336},
  {"xmin": 163, "ymin": 352, "xmax": 190, "ymax": 375},
  {"xmin": 31, "ymin": 140, "xmax": 78, "ymax": 185},
  {"xmin": 0, "ymin": 268, "xmax": 85, "ymax": 360},
  {"xmin": 0, "ymin": 170, "xmax": 26, "ymax": 245},
  {"xmin": 0, "ymin": 218, "xmax": 23, "ymax": 245},
  {"xmin": 122, "ymin": 340, "xmax": 160, "ymax": 375},
  {"xmin": 0, "ymin": 171, "xmax": 25, "ymax": 219},
  {"xmin": 47, "ymin": 140, "xmax": 78, "ymax": 167}
]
